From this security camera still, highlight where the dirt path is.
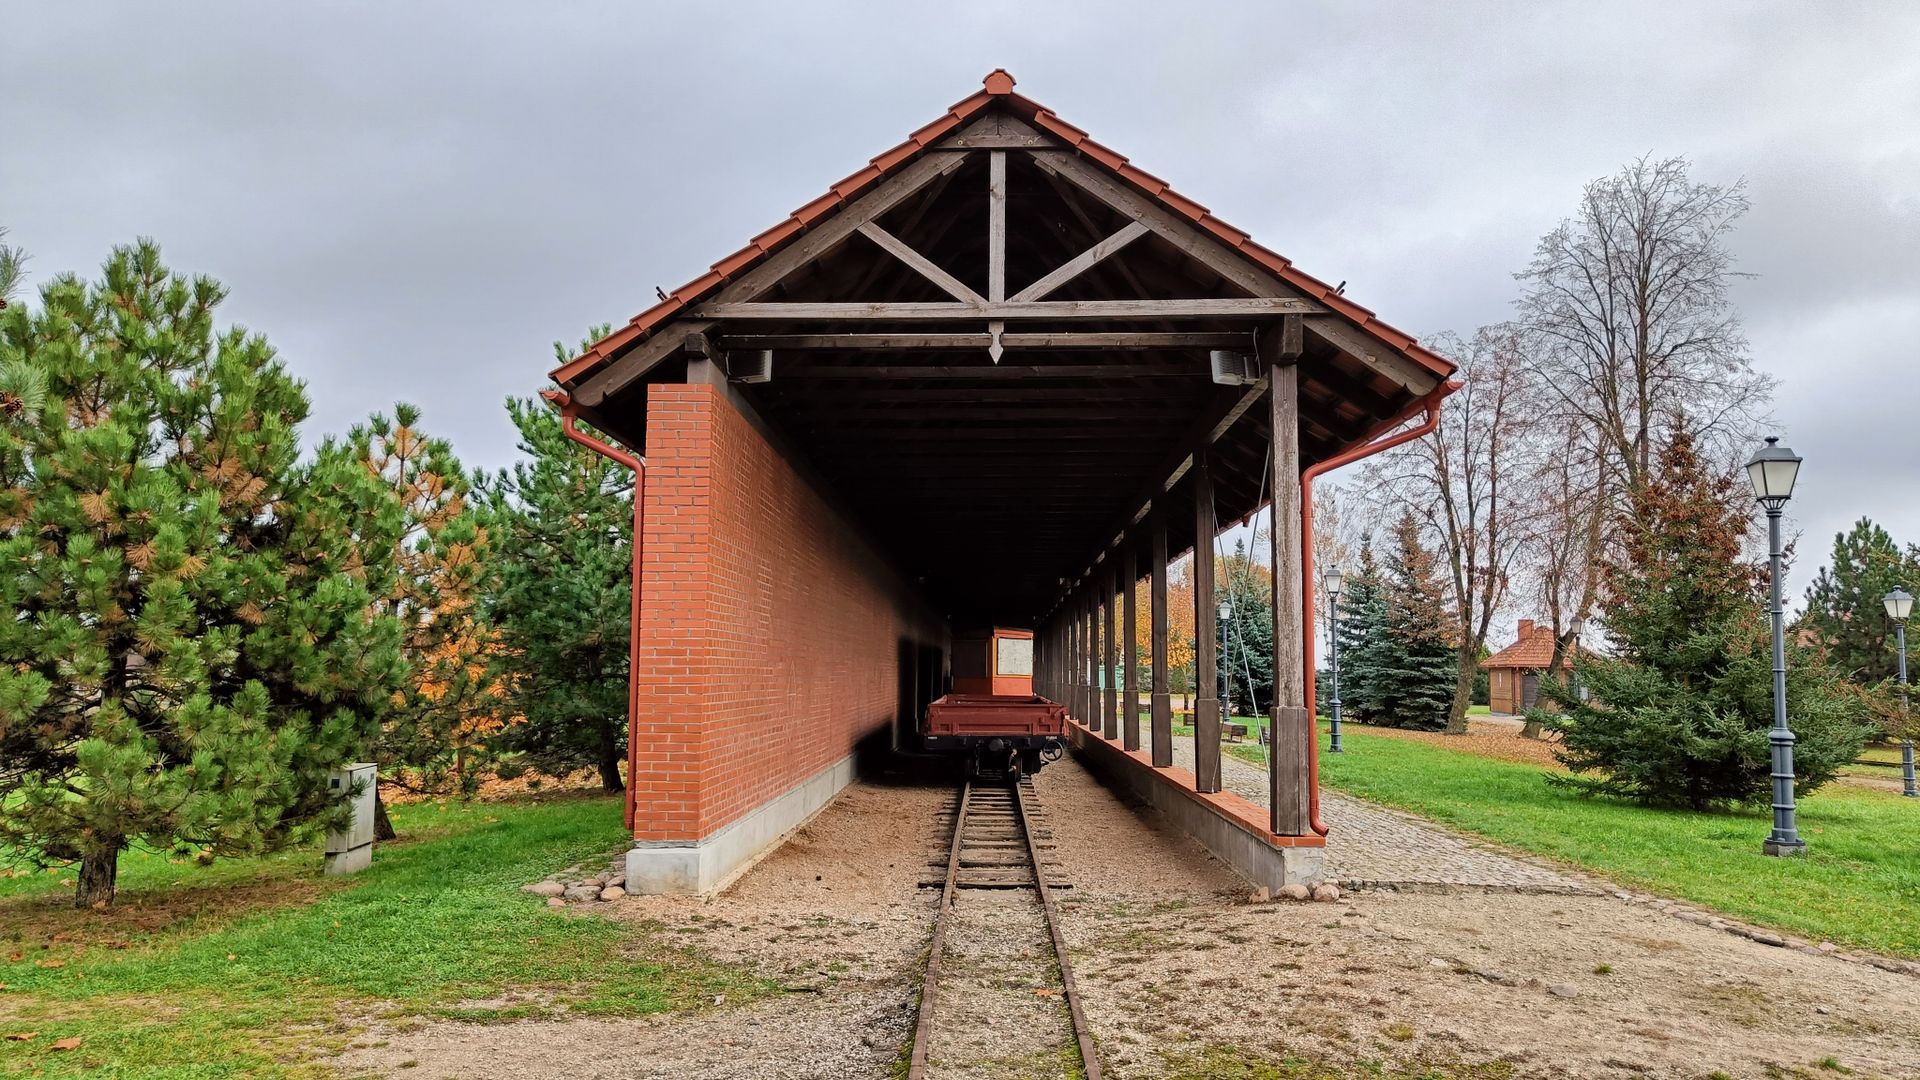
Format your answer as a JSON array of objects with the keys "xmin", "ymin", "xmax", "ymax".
[{"xmin": 333, "ymin": 754, "xmax": 1920, "ymax": 1080}]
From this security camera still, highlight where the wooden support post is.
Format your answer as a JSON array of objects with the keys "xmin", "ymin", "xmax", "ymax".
[
  {"xmin": 1192, "ymin": 453, "xmax": 1222, "ymax": 794},
  {"xmin": 1094, "ymin": 585, "xmax": 1109, "ymax": 735},
  {"xmin": 1103, "ymin": 567, "xmax": 1119, "ymax": 740},
  {"xmin": 1266, "ymin": 347, "xmax": 1310, "ymax": 835},
  {"xmin": 1044, "ymin": 621, "xmax": 1055, "ymax": 702},
  {"xmin": 1082, "ymin": 593, "xmax": 1096, "ymax": 725},
  {"xmin": 1121, "ymin": 543, "xmax": 1141, "ymax": 751},
  {"xmin": 1067, "ymin": 599, "xmax": 1081, "ymax": 720},
  {"xmin": 988, "ymin": 151, "xmax": 1007, "ymax": 304},
  {"xmin": 1150, "ymin": 512, "xmax": 1172, "ymax": 768}
]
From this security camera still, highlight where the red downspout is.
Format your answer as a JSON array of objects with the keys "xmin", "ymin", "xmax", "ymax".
[
  {"xmin": 1298, "ymin": 378, "xmax": 1460, "ymax": 835},
  {"xmin": 540, "ymin": 389, "xmax": 646, "ymax": 833}
]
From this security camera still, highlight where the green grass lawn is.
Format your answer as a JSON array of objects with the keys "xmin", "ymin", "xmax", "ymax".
[
  {"xmin": 0, "ymin": 795, "xmax": 763, "ymax": 1078},
  {"xmin": 1227, "ymin": 726, "xmax": 1920, "ymax": 957}
]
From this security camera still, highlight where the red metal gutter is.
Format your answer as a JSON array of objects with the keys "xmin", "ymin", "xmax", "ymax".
[
  {"xmin": 540, "ymin": 390, "xmax": 646, "ymax": 832},
  {"xmin": 1297, "ymin": 379, "xmax": 1460, "ymax": 835}
]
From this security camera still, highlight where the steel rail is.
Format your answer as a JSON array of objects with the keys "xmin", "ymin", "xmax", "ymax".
[
  {"xmin": 907, "ymin": 780, "xmax": 971, "ymax": 1078},
  {"xmin": 1014, "ymin": 777, "xmax": 1102, "ymax": 1080},
  {"xmin": 906, "ymin": 777, "xmax": 1101, "ymax": 1080}
]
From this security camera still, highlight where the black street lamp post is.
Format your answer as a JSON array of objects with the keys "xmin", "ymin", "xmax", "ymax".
[
  {"xmin": 1218, "ymin": 597, "xmax": 1232, "ymax": 720},
  {"xmin": 1568, "ymin": 616, "xmax": 1584, "ymax": 702},
  {"xmin": 1747, "ymin": 437, "xmax": 1805, "ymax": 857},
  {"xmin": 1324, "ymin": 567, "xmax": 1345, "ymax": 754},
  {"xmin": 1886, "ymin": 587, "xmax": 1917, "ymax": 799}
]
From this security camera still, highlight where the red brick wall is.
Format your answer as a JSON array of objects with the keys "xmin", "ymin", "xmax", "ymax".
[{"xmin": 632, "ymin": 383, "xmax": 938, "ymax": 842}]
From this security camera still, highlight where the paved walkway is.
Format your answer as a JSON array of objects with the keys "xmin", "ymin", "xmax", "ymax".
[{"xmin": 1168, "ymin": 740, "xmax": 1594, "ymax": 894}]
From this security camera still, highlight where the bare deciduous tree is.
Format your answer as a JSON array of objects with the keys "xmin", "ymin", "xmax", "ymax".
[
  {"xmin": 1366, "ymin": 326, "xmax": 1536, "ymax": 734},
  {"xmin": 1514, "ymin": 417, "xmax": 1609, "ymax": 736},
  {"xmin": 1515, "ymin": 155, "xmax": 1772, "ymax": 495}
]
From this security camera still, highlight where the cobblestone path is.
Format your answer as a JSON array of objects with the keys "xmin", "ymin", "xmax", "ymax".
[{"xmin": 1168, "ymin": 740, "xmax": 1595, "ymax": 893}]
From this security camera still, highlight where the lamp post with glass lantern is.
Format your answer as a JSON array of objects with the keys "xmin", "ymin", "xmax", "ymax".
[
  {"xmin": 1217, "ymin": 597, "xmax": 1232, "ymax": 720},
  {"xmin": 1885, "ymin": 587, "xmax": 1917, "ymax": 798},
  {"xmin": 1566, "ymin": 616, "xmax": 1585, "ymax": 702},
  {"xmin": 1747, "ymin": 436, "xmax": 1805, "ymax": 857},
  {"xmin": 1323, "ymin": 566, "xmax": 1346, "ymax": 754}
]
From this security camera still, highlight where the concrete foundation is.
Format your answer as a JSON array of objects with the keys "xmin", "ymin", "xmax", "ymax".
[
  {"xmin": 626, "ymin": 751, "xmax": 858, "ymax": 894},
  {"xmin": 1068, "ymin": 722, "xmax": 1325, "ymax": 889}
]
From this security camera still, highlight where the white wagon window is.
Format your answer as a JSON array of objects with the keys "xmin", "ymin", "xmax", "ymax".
[{"xmin": 995, "ymin": 635, "xmax": 1034, "ymax": 677}]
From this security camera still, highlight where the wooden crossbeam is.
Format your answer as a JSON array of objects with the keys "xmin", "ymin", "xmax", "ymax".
[
  {"xmin": 1009, "ymin": 221, "xmax": 1150, "ymax": 303},
  {"xmin": 719, "ymin": 332, "xmax": 1247, "ymax": 351},
  {"xmin": 690, "ymin": 298, "xmax": 1319, "ymax": 321},
  {"xmin": 856, "ymin": 222, "xmax": 985, "ymax": 305}
]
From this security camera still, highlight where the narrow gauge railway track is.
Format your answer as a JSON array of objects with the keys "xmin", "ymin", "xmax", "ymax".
[{"xmin": 908, "ymin": 775, "xmax": 1100, "ymax": 1079}]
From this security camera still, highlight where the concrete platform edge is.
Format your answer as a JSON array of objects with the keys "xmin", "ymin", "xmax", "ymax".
[
  {"xmin": 1068, "ymin": 724, "xmax": 1326, "ymax": 890},
  {"xmin": 626, "ymin": 752, "xmax": 858, "ymax": 894}
]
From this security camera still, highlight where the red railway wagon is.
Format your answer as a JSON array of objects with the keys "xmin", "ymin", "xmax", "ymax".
[{"xmin": 922, "ymin": 628, "xmax": 1067, "ymax": 775}]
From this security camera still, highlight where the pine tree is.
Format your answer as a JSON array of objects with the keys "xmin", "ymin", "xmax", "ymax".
[
  {"xmin": 1370, "ymin": 513, "xmax": 1457, "ymax": 730},
  {"xmin": 481, "ymin": 333, "xmax": 632, "ymax": 791},
  {"xmin": 352, "ymin": 403, "xmax": 515, "ymax": 837},
  {"xmin": 1334, "ymin": 541, "xmax": 1391, "ymax": 724},
  {"xmin": 1546, "ymin": 422, "xmax": 1870, "ymax": 809},
  {"xmin": 1802, "ymin": 518, "xmax": 1919, "ymax": 685},
  {"xmin": 0, "ymin": 241, "xmax": 406, "ymax": 906},
  {"xmin": 0, "ymin": 225, "xmax": 27, "ymax": 308}
]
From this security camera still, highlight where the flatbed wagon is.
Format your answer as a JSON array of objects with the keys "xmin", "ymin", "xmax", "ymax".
[{"xmin": 922, "ymin": 628, "xmax": 1067, "ymax": 775}]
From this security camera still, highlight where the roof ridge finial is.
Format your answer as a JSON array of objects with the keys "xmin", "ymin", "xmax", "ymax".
[{"xmin": 983, "ymin": 69, "xmax": 1016, "ymax": 95}]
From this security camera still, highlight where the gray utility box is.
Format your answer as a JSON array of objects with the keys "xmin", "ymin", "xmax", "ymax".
[{"xmin": 324, "ymin": 762, "xmax": 378, "ymax": 875}]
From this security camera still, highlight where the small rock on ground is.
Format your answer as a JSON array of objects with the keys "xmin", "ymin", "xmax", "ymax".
[
  {"xmin": 522, "ymin": 880, "xmax": 565, "ymax": 897},
  {"xmin": 1279, "ymin": 883, "xmax": 1311, "ymax": 901}
]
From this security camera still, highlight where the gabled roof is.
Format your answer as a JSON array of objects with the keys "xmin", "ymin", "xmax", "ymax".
[
  {"xmin": 551, "ymin": 70, "xmax": 1455, "ymax": 388},
  {"xmin": 1483, "ymin": 622, "xmax": 1584, "ymax": 670}
]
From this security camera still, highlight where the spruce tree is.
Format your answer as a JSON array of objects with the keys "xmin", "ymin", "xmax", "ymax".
[
  {"xmin": 1333, "ymin": 541, "xmax": 1390, "ymax": 724},
  {"xmin": 0, "ymin": 241, "xmax": 405, "ymax": 906},
  {"xmin": 1802, "ymin": 518, "xmax": 1919, "ymax": 685},
  {"xmin": 1219, "ymin": 539, "xmax": 1274, "ymax": 715},
  {"xmin": 352, "ymin": 403, "xmax": 514, "ymax": 837},
  {"xmin": 1371, "ymin": 513, "xmax": 1457, "ymax": 730},
  {"xmin": 482, "ymin": 333, "xmax": 632, "ymax": 791},
  {"xmin": 1546, "ymin": 423, "xmax": 1870, "ymax": 809}
]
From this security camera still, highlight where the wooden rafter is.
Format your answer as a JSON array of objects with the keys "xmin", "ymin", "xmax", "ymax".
[
  {"xmin": 856, "ymin": 222, "xmax": 985, "ymax": 305},
  {"xmin": 1008, "ymin": 221, "xmax": 1150, "ymax": 303}
]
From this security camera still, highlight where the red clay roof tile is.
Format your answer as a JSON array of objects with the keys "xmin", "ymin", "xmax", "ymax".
[
  {"xmin": 709, "ymin": 246, "xmax": 760, "ymax": 279},
  {"xmin": 554, "ymin": 71, "xmax": 1458, "ymax": 389},
  {"xmin": 1199, "ymin": 216, "xmax": 1251, "ymax": 248},
  {"xmin": 831, "ymin": 165, "xmax": 883, "ymax": 198},
  {"xmin": 869, "ymin": 142, "xmax": 918, "ymax": 172},
  {"xmin": 750, "ymin": 218, "xmax": 805, "ymax": 251},
  {"xmin": 1030, "ymin": 111, "xmax": 1089, "ymax": 145}
]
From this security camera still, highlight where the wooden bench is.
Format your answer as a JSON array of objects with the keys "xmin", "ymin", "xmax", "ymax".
[{"xmin": 1223, "ymin": 723, "xmax": 1249, "ymax": 743}]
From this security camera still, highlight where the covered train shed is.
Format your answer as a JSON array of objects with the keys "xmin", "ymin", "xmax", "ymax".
[{"xmin": 548, "ymin": 71, "xmax": 1457, "ymax": 893}]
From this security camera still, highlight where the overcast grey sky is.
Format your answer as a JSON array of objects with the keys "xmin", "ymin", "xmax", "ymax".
[{"xmin": 5, "ymin": 2, "xmax": 1918, "ymax": 604}]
